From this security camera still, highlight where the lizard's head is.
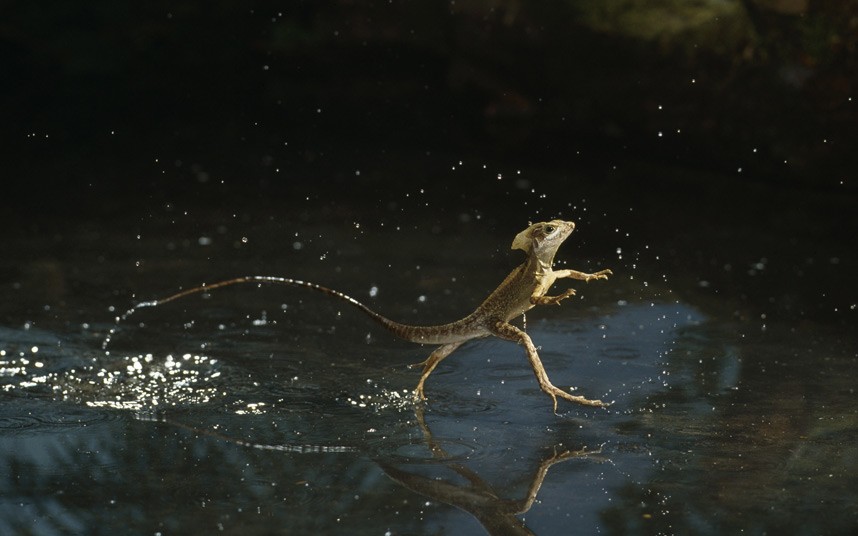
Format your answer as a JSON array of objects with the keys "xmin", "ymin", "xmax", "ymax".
[{"xmin": 511, "ymin": 220, "xmax": 575, "ymax": 257}]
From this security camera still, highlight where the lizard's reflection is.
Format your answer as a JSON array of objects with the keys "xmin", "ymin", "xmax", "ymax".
[
  {"xmin": 141, "ymin": 406, "xmax": 601, "ymax": 535},
  {"xmin": 377, "ymin": 405, "xmax": 600, "ymax": 536}
]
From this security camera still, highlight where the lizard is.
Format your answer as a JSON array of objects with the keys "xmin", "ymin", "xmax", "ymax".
[{"xmin": 130, "ymin": 220, "xmax": 612, "ymax": 411}]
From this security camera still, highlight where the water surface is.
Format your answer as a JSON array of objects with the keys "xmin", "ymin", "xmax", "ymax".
[{"xmin": 1, "ymin": 193, "xmax": 856, "ymax": 535}]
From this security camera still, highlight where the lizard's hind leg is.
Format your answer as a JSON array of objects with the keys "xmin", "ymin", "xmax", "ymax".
[
  {"xmin": 490, "ymin": 321, "xmax": 606, "ymax": 412},
  {"xmin": 410, "ymin": 342, "xmax": 463, "ymax": 402}
]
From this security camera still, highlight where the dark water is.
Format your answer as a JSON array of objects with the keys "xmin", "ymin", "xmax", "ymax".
[{"xmin": 2, "ymin": 182, "xmax": 855, "ymax": 535}]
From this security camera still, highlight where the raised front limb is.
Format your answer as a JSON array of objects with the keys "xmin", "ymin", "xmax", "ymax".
[
  {"xmin": 490, "ymin": 320, "xmax": 606, "ymax": 412},
  {"xmin": 554, "ymin": 268, "xmax": 612, "ymax": 282},
  {"xmin": 531, "ymin": 288, "xmax": 576, "ymax": 306},
  {"xmin": 530, "ymin": 268, "xmax": 612, "ymax": 306},
  {"xmin": 409, "ymin": 341, "xmax": 464, "ymax": 402}
]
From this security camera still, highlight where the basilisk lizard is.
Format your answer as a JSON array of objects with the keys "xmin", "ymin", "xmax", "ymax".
[{"xmin": 132, "ymin": 220, "xmax": 612, "ymax": 410}]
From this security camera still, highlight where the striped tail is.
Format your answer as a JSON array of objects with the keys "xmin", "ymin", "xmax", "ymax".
[{"xmin": 133, "ymin": 275, "xmax": 449, "ymax": 343}]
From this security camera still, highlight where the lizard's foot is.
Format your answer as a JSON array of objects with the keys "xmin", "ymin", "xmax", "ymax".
[
  {"xmin": 584, "ymin": 269, "xmax": 612, "ymax": 282},
  {"xmin": 555, "ymin": 288, "xmax": 577, "ymax": 304},
  {"xmin": 542, "ymin": 384, "xmax": 607, "ymax": 411},
  {"xmin": 541, "ymin": 288, "xmax": 577, "ymax": 306},
  {"xmin": 412, "ymin": 383, "xmax": 428, "ymax": 402}
]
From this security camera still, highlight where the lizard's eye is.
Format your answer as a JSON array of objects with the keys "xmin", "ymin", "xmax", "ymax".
[{"xmin": 544, "ymin": 225, "xmax": 556, "ymax": 235}]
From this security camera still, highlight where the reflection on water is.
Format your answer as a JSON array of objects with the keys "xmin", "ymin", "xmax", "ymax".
[
  {"xmin": 378, "ymin": 406, "xmax": 603, "ymax": 536},
  {"xmin": 1, "ymin": 287, "xmax": 856, "ymax": 534}
]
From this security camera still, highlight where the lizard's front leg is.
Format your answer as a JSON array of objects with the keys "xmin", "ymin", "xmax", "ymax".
[
  {"xmin": 531, "ymin": 288, "xmax": 576, "ymax": 306},
  {"xmin": 554, "ymin": 268, "xmax": 613, "ymax": 282},
  {"xmin": 490, "ymin": 320, "xmax": 607, "ymax": 411}
]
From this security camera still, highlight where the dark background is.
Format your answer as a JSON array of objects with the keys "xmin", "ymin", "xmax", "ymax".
[
  {"xmin": 2, "ymin": 0, "xmax": 857, "ymax": 327},
  {"xmin": 5, "ymin": 1, "xmax": 856, "ymax": 206}
]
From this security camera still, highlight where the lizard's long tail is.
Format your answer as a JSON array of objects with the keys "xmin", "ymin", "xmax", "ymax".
[{"xmin": 132, "ymin": 276, "xmax": 461, "ymax": 344}]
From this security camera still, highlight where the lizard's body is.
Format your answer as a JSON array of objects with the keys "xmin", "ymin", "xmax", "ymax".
[{"xmin": 136, "ymin": 220, "xmax": 612, "ymax": 410}]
